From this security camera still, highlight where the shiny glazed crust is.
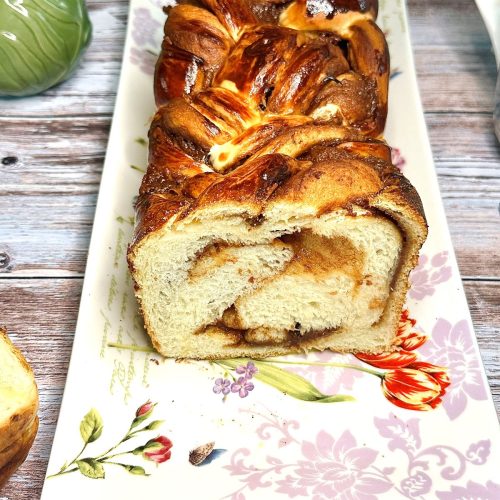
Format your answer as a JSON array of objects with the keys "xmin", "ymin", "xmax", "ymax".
[
  {"xmin": 0, "ymin": 329, "xmax": 39, "ymax": 485},
  {"xmin": 128, "ymin": 0, "xmax": 428, "ymax": 359},
  {"xmin": 0, "ymin": 417, "xmax": 38, "ymax": 490}
]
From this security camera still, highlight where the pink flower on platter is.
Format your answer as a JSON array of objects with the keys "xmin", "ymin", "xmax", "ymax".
[
  {"xmin": 409, "ymin": 252, "xmax": 452, "ymax": 300},
  {"xmin": 213, "ymin": 378, "xmax": 231, "ymax": 395},
  {"xmin": 391, "ymin": 147, "xmax": 406, "ymax": 171},
  {"xmin": 401, "ymin": 471, "xmax": 432, "ymax": 498},
  {"xmin": 143, "ymin": 436, "xmax": 173, "ymax": 464},
  {"xmin": 136, "ymin": 400, "xmax": 154, "ymax": 418},
  {"xmin": 131, "ymin": 8, "xmax": 161, "ymax": 47},
  {"xmin": 231, "ymin": 377, "xmax": 255, "ymax": 398},
  {"xmin": 374, "ymin": 413, "xmax": 421, "ymax": 454},
  {"xmin": 235, "ymin": 361, "xmax": 258, "ymax": 379},
  {"xmin": 276, "ymin": 430, "xmax": 392, "ymax": 499},
  {"xmin": 419, "ymin": 319, "xmax": 488, "ymax": 419},
  {"xmin": 288, "ymin": 352, "xmax": 364, "ymax": 394},
  {"xmin": 465, "ymin": 440, "xmax": 490, "ymax": 465},
  {"xmin": 130, "ymin": 47, "xmax": 158, "ymax": 76},
  {"xmin": 436, "ymin": 480, "xmax": 500, "ymax": 499}
]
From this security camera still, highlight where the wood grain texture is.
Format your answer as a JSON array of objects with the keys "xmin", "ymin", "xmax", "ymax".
[{"xmin": 0, "ymin": 0, "xmax": 499, "ymax": 497}]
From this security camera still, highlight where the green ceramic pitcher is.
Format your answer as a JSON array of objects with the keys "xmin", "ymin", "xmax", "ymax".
[{"xmin": 0, "ymin": 0, "xmax": 92, "ymax": 97}]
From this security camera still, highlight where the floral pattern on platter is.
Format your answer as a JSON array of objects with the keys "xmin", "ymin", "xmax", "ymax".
[
  {"xmin": 419, "ymin": 319, "xmax": 489, "ymax": 420},
  {"xmin": 213, "ymin": 362, "xmax": 258, "ymax": 399},
  {"xmin": 129, "ymin": 7, "xmax": 162, "ymax": 75},
  {"xmin": 286, "ymin": 351, "xmax": 364, "ymax": 395},
  {"xmin": 224, "ymin": 411, "xmax": 495, "ymax": 499},
  {"xmin": 47, "ymin": 401, "xmax": 172, "ymax": 480},
  {"xmin": 211, "ymin": 311, "xmax": 451, "ymax": 413},
  {"xmin": 129, "ymin": 47, "xmax": 158, "ymax": 76},
  {"xmin": 391, "ymin": 147, "xmax": 406, "ymax": 171},
  {"xmin": 436, "ymin": 480, "xmax": 500, "ymax": 499},
  {"xmin": 131, "ymin": 8, "xmax": 161, "ymax": 48},
  {"xmin": 409, "ymin": 252, "xmax": 452, "ymax": 300}
]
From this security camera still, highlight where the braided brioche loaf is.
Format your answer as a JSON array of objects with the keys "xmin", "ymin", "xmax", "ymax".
[{"xmin": 128, "ymin": 0, "xmax": 427, "ymax": 359}]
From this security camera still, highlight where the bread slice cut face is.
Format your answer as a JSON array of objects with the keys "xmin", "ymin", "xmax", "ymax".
[{"xmin": 129, "ymin": 146, "xmax": 427, "ymax": 359}]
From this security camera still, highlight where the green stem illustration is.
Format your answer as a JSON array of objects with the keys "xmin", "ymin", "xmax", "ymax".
[
  {"xmin": 54, "ymin": 441, "xmax": 87, "ymax": 476},
  {"xmin": 94, "ymin": 418, "xmax": 138, "ymax": 460},
  {"xmin": 47, "ymin": 467, "xmax": 79, "ymax": 479},
  {"xmin": 130, "ymin": 164, "xmax": 146, "ymax": 173},
  {"xmin": 258, "ymin": 358, "xmax": 384, "ymax": 378},
  {"xmin": 107, "ymin": 342, "xmax": 155, "ymax": 353},
  {"xmin": 48, "ymin": 404, "xmax": 168, "ymax": 480}
]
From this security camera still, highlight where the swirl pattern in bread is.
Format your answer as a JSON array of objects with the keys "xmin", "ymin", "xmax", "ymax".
[{"xmin": 128, "ymin": 0, "xmax": 427, "ymax": 359}]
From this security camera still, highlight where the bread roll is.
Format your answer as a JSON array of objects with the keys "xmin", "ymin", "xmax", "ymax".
[{"xmin": 0, "ymin": 328, "xmax": 39, "ymax": 488}]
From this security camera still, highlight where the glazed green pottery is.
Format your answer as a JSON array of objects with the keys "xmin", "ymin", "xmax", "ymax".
[{"xmin": 0, "ymin": 0, "xmax": 92, "ymax": 96}]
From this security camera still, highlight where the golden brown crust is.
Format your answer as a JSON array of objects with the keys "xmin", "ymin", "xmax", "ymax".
[
  {"xmin": 0, "ymin": 417, "xmax": 38, "ymax": 490},
  {"xmin": 0, "ymin": 329, "xmax": 39, "ymax": 452},
  {"xmin": 0, "ymin": 329, "xmax": 38, "ymax": 487},
  {"xmin": 0, "ymin": 328, "xmax": 33, "ymax": 376},
  {"xmin": 128, "ymin": 0, "xmax": 428, "ymax": 359},
  {"xmin": 153, "ymin": 1, "xmax": 388, "ymax": 134},
  {"xmin": 142, "ymin": 0, "xmax": 391, "ymax": 240},
  {"xmin": 130, "ymin": 138, "xmax": 426, "ymax": 251}
]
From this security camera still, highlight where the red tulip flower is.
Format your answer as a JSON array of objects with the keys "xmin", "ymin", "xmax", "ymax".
[
  {"xmin": 143, "ymin": 436, "xmax": 173, "ymax": 464},
  {"xmin": 382, "ymin": 363, "xmax": 450, "ymax": 411},
  {"xmin": 396, "ymin": 310, "xmax": 428, "ymax": 350},
  {"xmin": 408, "ymin": 361, "xmax": 451, "ymax": 392},
  {"xmin": 356, "ymin": 350, "xmax": 417, "ymax": 369},
  {"xmin": 356, "ymin": 310, "xmax": 427, "ymax": 369}
]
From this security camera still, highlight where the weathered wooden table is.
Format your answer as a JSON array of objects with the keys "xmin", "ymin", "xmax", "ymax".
[{"xmin": 0, "ymin": 0, "xmax": 498, "ymax": 497}]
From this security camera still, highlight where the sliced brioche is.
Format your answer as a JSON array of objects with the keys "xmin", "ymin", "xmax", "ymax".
[
  {"xmin": 128, "ymin": 0, "xmax": 427, "ymax": 359},
  {"xmin": 0, "ymin": 328, "xmax": 38, "ymax": 487},
  {"xmin": 129, "ymin": 145, "xmax": 427, "ymax": 359}
]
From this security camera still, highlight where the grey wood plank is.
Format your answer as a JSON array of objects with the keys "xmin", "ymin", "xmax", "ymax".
[
  {"xmin": 426, "ymin": 113, "xmax": 500, "ymax": 162},
  {"xmin": 0, "ymin": 194, "xmax": 97, "ymax": 276},
  {"xmin": 407, "ymin": 0, "xmax": 497, "ymax": 114},
  {"xmin": 408, "ymin": 0, "xmax": 493, "ymax": 48},
  {"xmin": 0, "ymin": 117, "xmax": 110, "ymax": 193},
  {"xmin": 413, "ymin": 49, "xmax": 497, "ymax": 114}
]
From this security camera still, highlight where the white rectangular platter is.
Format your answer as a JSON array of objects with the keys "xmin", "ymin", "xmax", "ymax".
[{"xmin": 41, "ymin": 1, "xmax": 500, "ymax": 498}]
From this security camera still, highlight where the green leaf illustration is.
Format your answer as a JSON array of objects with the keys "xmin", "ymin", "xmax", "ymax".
[
  {"xmin": 47, "ymin": 401, "xmax": 170, "ymax": 480},
  {"xmin": 144, "ymin": 420, "xmax": 164, "ymax": 431},
  {"xmin": 218, "ymin": 359, "xmax": 355, "ymax": 403},
  {"xmin": 80, "ymin": 409, "xmax": 104, "ymax": 444},
  {"xmin": 123, "ymin": 465, "xmax": 149, "ymax": 476},
  {"xmin": 76, "ymin": 459, "xmax": 105, "ymax": 479}
]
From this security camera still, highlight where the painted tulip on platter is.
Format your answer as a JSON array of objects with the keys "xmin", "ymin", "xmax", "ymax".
[
  {"xmin": 142, "ymin": 436, "xmax": 173, "ymax": 464},
  {"xmin": 382, "ymin": 365, "xmax": 450, "ymax": 411}
]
